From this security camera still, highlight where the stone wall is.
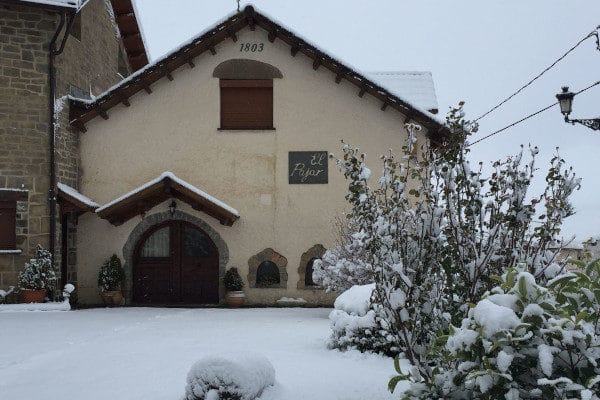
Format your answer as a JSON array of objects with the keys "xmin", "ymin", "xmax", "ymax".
[
  {"xmin": 0, "ymin": 0, "xmax": 126, "ymax": 292},
  {"xmin": 0, "ymin": 4, "xmax": 57, "ymax": 287}
]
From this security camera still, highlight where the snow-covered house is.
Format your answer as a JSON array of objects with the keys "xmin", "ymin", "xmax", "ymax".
[{"xmin": 58, "ymin": 5, "xmax": 447, "ymax": 305}]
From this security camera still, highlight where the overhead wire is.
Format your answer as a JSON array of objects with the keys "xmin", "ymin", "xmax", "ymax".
[
  {"xmin": 473, "ymin": 25, "xmax": 600, "ymax": 122},
  {"xmin": 469, "ymin": 80, "xmax": 600, "ymax": 146}
]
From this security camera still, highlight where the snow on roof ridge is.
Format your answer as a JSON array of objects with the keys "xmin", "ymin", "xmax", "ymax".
[
  {"xmin": 57, "ymin": 182, "xmax": 99, "ymax": 208},
  {"xmin": 18, "ymin": 0, "xmax": 81, "ymax": 9},
  {"xmin": 367, "ymin": 71, "xmax": 433, "ymax": 76},
  {"xmin": 95, "ymin": 172, "xmax": 240, "ymax": 217},
  {"xmin": 73, "ymin": 5, "xmax": 444, "ymax": 126}
]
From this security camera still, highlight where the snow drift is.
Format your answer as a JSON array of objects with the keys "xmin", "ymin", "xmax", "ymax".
[{"xmin": 182, "ymin": 353, "xmax": 275, "ymax": 400}]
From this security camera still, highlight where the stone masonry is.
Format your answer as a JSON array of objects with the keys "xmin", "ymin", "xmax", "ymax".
[{"xmin": 0, "ymin": 0, "xmax": 128, "ymax": 291}]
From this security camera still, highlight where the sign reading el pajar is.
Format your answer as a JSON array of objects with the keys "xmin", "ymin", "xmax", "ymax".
[{"xmin": 288, "ymin": 151, "xmax": 328, "ymax": 184}]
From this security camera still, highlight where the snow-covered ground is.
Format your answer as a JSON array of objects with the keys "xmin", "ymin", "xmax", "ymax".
[{"xmin": 0, "ymin": 308, "xmax": 403, "ymax": 399}]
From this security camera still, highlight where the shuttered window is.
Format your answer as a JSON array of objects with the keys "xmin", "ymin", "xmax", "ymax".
[
  {"xmin": 0, "ymin": 201, "xmax": 16, "ymax": 249},
  {"xmin": 220, "ymin": 79, "xmax": 273, "ymax": 130}
]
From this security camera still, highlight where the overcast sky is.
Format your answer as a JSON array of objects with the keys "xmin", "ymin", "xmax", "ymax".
[{"xmin": 133, "ymin": 0, "xmax": 600, "ymax": 243}]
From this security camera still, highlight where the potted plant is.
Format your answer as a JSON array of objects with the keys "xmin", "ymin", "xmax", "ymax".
[
  {"xmin": 18, "ymin": 244, "xmax": 56, "ymax": 303},
  {"xmin": 98, "ymin": 254, "xmax": 125, "ymax": 307},
  {"xmin": 224, "ymin": 267, "xmax": 245, "ymax": 308}
]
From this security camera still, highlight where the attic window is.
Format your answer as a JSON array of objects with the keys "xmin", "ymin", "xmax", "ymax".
[
  {"xmin": 219, "ymin": 80, "xmax": 274, "ymax": 130},
  {"xmin": 214, "ymin": 59, "xmax": 282, "ymax": 131}
]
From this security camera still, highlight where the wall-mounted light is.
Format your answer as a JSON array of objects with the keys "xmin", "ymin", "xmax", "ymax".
[
  {"xmin": 556, "ymin": 86, "xmax": 600, "ymax": 130},
  {"xmin": 169, "ymin": 200, "xmax": 177, "ymax": 216}
]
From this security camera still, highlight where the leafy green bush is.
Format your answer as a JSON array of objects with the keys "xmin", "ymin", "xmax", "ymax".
[
  {"xmin": 224, "ymin": 267, "xmax": 244, "ymax": 291},
  {"xmin": 395, "ymin": 262, "xmax": 600, "ymax": 399},
  {"xmin": 18, "ymin": 244, "xmax": 56, "ymax": 290},
  {"xmin": 97, "ymin": 254, "xmax": 125, "ymax": 291}
]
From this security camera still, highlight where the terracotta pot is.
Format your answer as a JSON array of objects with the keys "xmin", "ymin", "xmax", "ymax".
[
  {"xmin": 22, "ymin": 289, "xmax": 46, "ymax": 303},
  {"xmin": 100, "ymin": 290, "xmax": 123, "ymax": 307},
  {"xmin": 225, "ymin": 291, "xmax": 246, "ymax": 308}
]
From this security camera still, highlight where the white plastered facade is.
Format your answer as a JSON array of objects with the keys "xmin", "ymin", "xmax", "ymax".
[{"xmin": 75, "ymin": 26, "xmax": 429, "ymax": 305}]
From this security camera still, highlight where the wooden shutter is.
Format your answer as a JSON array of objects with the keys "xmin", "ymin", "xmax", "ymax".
[
  {"xmin": 0, "ymin": 201, "xmax": 16, "ymax": 249},
  {"xmin": 220, "ymin": 79, "xmax": 273, "ymax": 130}
]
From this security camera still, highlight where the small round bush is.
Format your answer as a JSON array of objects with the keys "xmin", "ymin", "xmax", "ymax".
[
  {"xmin": 18, "ymin": 244, "xmax": 56, "ymax": 290},
  {"xmin": 98, "ymin": 254, "xmax": 125, "ymax": 291},
  {"xmin": 224, "ymin": 268, "xmax": 244, "ymax": 291}
]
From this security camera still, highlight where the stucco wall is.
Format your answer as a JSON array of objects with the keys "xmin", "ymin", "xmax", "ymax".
[{"xmin": 76, "ymin": 27, "xmax": 428, "ymax": 305}]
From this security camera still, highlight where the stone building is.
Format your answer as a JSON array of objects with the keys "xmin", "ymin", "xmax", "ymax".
[
  {"xmin": 0, "ymin": 0, "xmax": 145, "ymax": 297},
  {"xmin": 60, "ymin": 6, "xmax": 447, "ymax": 306}
]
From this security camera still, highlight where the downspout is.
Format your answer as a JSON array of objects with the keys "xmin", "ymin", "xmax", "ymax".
[{"xmin": 48, "ymin": 12, "xmax": 74, "ymax": 269}]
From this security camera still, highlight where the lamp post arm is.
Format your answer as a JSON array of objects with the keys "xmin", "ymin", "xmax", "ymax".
[{"xmin": 567, "ymin": 117, "xmax": 600, "ymax": 131}]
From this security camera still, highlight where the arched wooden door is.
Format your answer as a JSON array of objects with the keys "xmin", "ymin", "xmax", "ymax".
[{"xmin": 133, "ymin": 220, "xmax": 219, "ymax": 304}]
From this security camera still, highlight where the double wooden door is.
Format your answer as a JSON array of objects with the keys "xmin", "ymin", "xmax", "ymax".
[{"xmin": 133, "ymin": 221, "xmax": 219, "ymax": 304}]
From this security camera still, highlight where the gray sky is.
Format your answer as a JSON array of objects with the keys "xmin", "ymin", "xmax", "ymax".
[{"xmin": 133, "ymin": 0, "xmax": 600, "ymax": 242}]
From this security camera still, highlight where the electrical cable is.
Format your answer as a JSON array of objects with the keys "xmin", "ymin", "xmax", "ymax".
[
  {"xmin": 473, "ymin": 25, "xmax": 600, "ymax": 122},
  {"xmin": 469, "ymin": 80, "xmax": 600, "ymax": 146}
]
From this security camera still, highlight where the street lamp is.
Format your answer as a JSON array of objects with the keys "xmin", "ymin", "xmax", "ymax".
[{"xmin": 555, "ymin": 86, "xmax": 600, "ymax": 130}]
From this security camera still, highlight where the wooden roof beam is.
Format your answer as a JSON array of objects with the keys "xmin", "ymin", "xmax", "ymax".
[
  {"xmin": 226, "ymin": 30, "xmax": 237, "ymax": 42},
  {"xmin": 290, "ymin": 44, "xmax": 299, "ymax": 57},
  {"xmin": 246, "ymin": 17, "xmax": 255, "ymax": 30},
  {"xmin": 97, "ymin": 105, "xmax": 109, "ymax": 120},
  {"xmin": 162, "ymin": 66, "xmax": 174, "ymax": 81},
  {"xmin": 312, "ymin": 58, "xmax": 321, "ymax": 70},
  {"xmin": 380, "ymin": 102, "xmax": 388, "ymax": 111},
  {"xmin": 335, "ymin": 70, "xmax": 345, "ymax": 84},
  {"xmin": 268, "ymin": 29, "xmax": 277, "ymax": 43},
  {"xmin": 74, "ymin": 120, "xmax": 87, "ymax": 133},
  {"xmin": 120, "ymin": 96, "xmax": 130, "ymax": 107},
  {"xmin": 358, "ymin": 87, "xmax": 367, "ymax": 98},
  {"xmin": 209, "ymin": 46, "xmax": 217, "ymax": 55}
]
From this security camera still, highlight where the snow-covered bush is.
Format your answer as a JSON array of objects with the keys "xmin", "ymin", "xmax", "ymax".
[
  {"xmin": 327, "ymin": 103, "xmax": 580, "ymax": 379},
  {"xmin": 18, "ymin": 245, "xmax": 56, "ymax": 290},
  {"xmin": 313, "ymin": 232, "xmax": 374, "ymax": 292},
  {"xmin": 397, "ymin": 262, "xmax": 600, "ymax": 399},
  {"xmin": 182, "ymin": 353, "xmax": 275, "ymax": 400},
  {"xmin": 327, "ymin": 284, "xmax": 399, "ymax": 355},
  {"xmin": 224, "ymin": 268, "xmax": 244, "ymax": 291},
  {"xmin": 97, "ymin": 254, "xmax": 125, "ymax": 291}
]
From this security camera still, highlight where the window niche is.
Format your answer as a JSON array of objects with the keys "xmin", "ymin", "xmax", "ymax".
[
  {"xmin": 213, "ymin": 59, "xmax": 282, "ymax": 130},
  {"xmin": 248, "ymin": 248, "xmax": 287, "ymax": 289},
  {"xmin": 297, "ymin": 244, "xmax": 326, "ymax": 289}
]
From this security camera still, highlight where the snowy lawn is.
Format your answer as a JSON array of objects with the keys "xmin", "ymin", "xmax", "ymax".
[{"xmin": 0, "ymin": 307, "xmax": 405, "ymax": 399}]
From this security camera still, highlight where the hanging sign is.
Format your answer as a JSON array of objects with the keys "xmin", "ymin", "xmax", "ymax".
[{"xmin": 288, "ymin": 151, "xmax": 328, "ymax": 184}]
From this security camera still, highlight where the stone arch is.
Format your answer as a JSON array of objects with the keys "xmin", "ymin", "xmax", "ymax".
[
  {"xmin": 122, "ymin": 210, "xmax": 229, "ymax": 303},
  {"xmin": 247, "ymin": 248, "xmax": 287, "ymax": 289},
  {"xmin": 213, "ymin": 58, "xmax": 283, "ymax": 79},
  {"xmin": 297, "ymin": 244, "xmax": 326, "ymax": 289}
]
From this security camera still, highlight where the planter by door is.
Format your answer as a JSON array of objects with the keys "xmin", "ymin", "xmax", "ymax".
[
  {"xmin": 225, "ymin": 291, "xmax": 246, "ymax": 308},
  {"xmin": 22, "ymin": 289, "xmax": 45, "ymax": 303},
  {"xmin": 100, "ymin": 290, "xmax": 123, "ymax": 307},
  {"xmin": 133, "ymin": 221, "xmax": 219, "ymax": 304}
]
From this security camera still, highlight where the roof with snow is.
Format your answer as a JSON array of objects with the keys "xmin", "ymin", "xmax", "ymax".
[
  {"xmin": 95, "ymin": 172, "xmax": 240, "ymax": 226},
  {"xmin": 365, "ymin": 72, "xmax": 438, "ymax": 114},
  {"xmin": 109, "ymin": 0, "xmax": 149, "ymax": 72},
  {"xmin": 57, "ymin": 183, "xmax": 99, "ymax": 215},
  {"xmin": 4, "ymin": 0, "xmax": 80, "ymax": 11},
  {"xmin": 69, "ymin": 5, "xmax": 449, "ymax": 144}
]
